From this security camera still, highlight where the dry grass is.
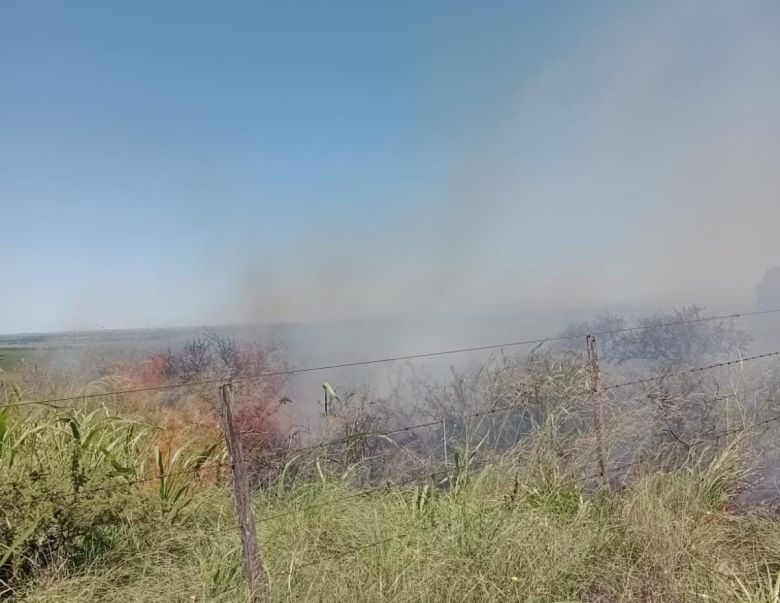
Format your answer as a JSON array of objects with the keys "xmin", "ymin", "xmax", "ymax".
[
  {"xmin": 2, "ymin": 404, "xmax": 780, "ymax": 602},
  {"xmin": 6, "ymin": 338, "xmax": 780, "ymax": 602}
]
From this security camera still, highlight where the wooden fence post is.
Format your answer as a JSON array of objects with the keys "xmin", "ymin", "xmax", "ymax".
[
  {"xmin": 219, "ymin": 381, "xmax": 266, "ymax": 601},
  {"xmin": 586, "ymin": 335, "xmax": 608, "ymax": 484}
]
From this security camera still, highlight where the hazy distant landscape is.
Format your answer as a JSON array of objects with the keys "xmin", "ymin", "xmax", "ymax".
[{"xmin": 0, "ymin": 310, "xmax": 601, "ymax": 400}]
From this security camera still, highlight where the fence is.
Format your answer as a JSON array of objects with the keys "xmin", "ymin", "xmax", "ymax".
[{"xmin": 4, "ymin": 306, "xmax": 780, "ymax": 599}]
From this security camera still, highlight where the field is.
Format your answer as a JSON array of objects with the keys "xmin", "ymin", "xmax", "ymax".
[
  {"xmin": 3, "ymin": 309, "xmax": 780, "ymax": 602},
  {"xmin": 0, "ymin": 348, "xmax": 30, "ymax": 372},
  {"xmin": 3, "ymin": 405, "xmax": 780, "ymax": 602}
]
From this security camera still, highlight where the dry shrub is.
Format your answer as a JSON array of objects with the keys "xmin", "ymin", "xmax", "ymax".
[{"xmin": 29, "ymin": 333, "xmax": 297, "ymax": 482}]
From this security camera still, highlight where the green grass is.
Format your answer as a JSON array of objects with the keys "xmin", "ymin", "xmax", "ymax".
[
  {"xmin": 0, "ymin": 347, "xmax": 30, "ymax": 372},
  {"xmin": 14, "ymin": 462, "xmax": 780, "ymax": 602},
  {"xmin": 0, "ymin": 408, "xmax": 780, "ymax": 603},
  {"xmin": 4, "ymin": 407, "xmax": 780, "ymax": 602}
]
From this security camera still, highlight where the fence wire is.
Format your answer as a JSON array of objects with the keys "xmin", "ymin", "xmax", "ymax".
[{"xmin": 4, "ymin": 306, "xmax": 779, "ymax": 410}]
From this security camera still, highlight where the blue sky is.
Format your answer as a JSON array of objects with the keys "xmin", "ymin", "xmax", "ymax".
[{"xmin": 2, "ymin": 1, "xmax": 779, "ymax": 333}]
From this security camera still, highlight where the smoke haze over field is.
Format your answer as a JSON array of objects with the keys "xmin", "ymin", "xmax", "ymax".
[
  {"xmin": 1, "ymin": 1, "xmax": 779, "ymax": 333},
  {"xmin": 230, "ymin": 1, "xmax": 780, "ymax": 326}
]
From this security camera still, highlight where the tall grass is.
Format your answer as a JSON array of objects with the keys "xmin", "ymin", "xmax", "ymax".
[
  {"xmin": 0, "ymin": 406, "xmax": 222, "ymax": 596},
  {"xmin": 2, "ymin": 404, "xmax": 780, "ymax": 602},
  {"xmin": 5, "ymin": 335, "xmax": 780, "ymax": 601}
]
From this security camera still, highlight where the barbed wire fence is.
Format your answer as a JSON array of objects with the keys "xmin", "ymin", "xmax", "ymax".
[{"xmin": 4, "ymin": 306, "xmax": 780, "ymax": 599}]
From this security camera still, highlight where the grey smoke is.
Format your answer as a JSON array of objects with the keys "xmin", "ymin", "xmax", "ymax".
[{"xmin": 227, "ymin": 1, "xmax": 780, "ymax": 329}]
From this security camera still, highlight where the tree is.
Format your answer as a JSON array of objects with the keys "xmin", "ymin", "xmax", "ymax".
[
  {"xmin": 612, "ymin": 306, "xmax": 749, "ymax": 368},
  {"xmin": 555, "ymin": 312, "xmax": 627, "ymax": 360},
  {"xmin": 556, "ymin": 306, "xmax": 750, "ymax": 369}
]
